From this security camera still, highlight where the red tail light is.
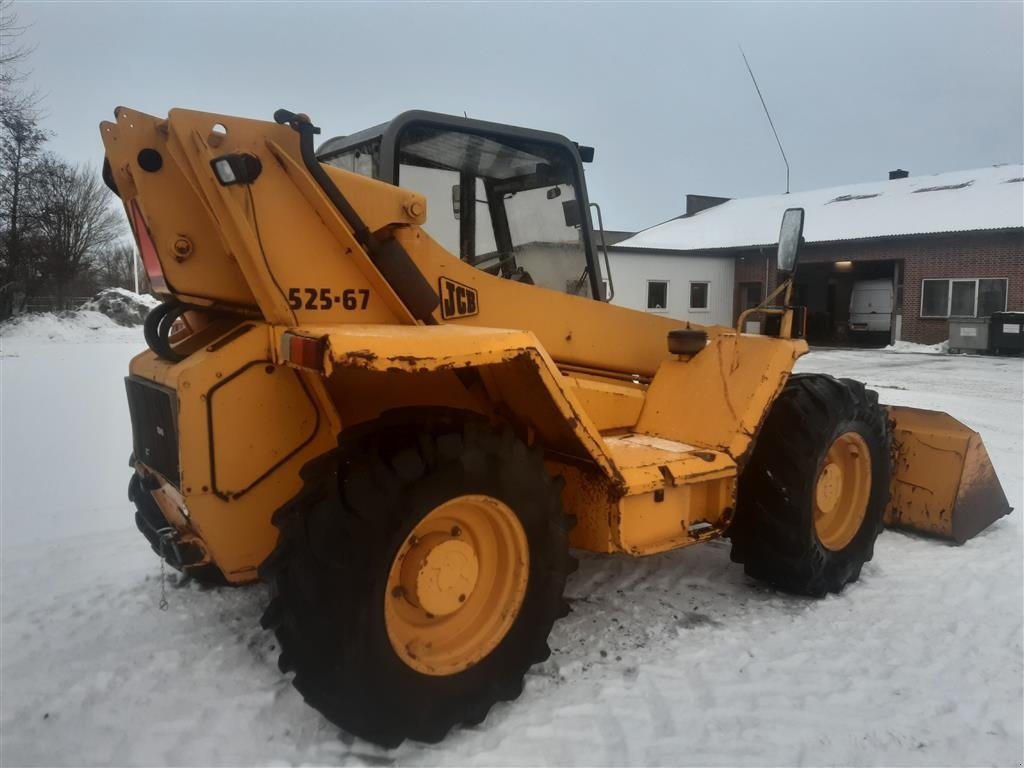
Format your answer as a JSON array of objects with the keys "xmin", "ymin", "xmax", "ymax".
[
  {"xmin": 129, "ymin": 199, "xmax": 168, "ymax": 293},
  {"xmin": 282, "ymin": 332, "xmax": 326, "ymax": 372}
]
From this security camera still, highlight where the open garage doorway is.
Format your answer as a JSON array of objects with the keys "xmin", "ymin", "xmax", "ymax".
[{"xmin": 793, "ymin": 260, "xmax": 901, "ymax": 347}]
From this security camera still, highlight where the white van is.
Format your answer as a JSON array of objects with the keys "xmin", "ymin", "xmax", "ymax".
[{"xmin": 849, "ymin": 279, "xmax": 894, "ymax": 333}]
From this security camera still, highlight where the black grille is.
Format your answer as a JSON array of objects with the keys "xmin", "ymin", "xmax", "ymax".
[{"xmin": 125, "ymin": 377, "xmax": 180, "ymax": 487}]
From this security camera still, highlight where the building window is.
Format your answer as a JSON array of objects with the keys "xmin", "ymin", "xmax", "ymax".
[
  {"xmin": 920, "ymin": 278, "xmax": 1008, "ymax": 318},
  {"xmin": 950, "ymin": 280, "xmax": 976, "ymax": 316},
  {"xmin": 978, "ymin": 279, "xmax": 1009, "ymax": 317},
  {"xmin": 921, "ymin": 280, "xmax": 949, "ymax": 317},
  {"xmin": 646, "ymin": 280, "xmax": 668, "ymax": 311},
  {"xmin": 689, "ymin": 281, "xmax": 709, "ymax": 310}
]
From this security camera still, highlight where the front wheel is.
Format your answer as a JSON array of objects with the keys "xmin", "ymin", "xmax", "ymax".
[
  {"xmin": 260, "ymin": 418, "xmax": 574, "ymax": 746},
  {"xmin": 729, "ymin": 374, "xmax": 891, "ymax": 596}
]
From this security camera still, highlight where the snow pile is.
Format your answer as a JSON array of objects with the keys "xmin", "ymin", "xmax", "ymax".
[
  {"xmin": 0, "ymin": 334, "xmax": 1021, "ymax": 766},
  {"xmin": 884, "ymin": 339, "xmax": 949, "ymax": 354},
  {"xmin": 0, "ymin": 289, "xmax": 156, "ymax": 344},
  {"xmin": 81, "ymin": 288, "xmax": 159, "ymax": 327},
  {"xmin": 0, "ymin": 310, "xmax": 141, "ymax": 343}
]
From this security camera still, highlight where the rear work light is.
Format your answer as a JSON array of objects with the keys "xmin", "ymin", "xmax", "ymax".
[
  {"xmin": 211, "ymin": 154, "xmax": 262, "ymax": 186},
  {"xmin": 129, "ymin": 199, "xmax": 168, "ymax": 293}
]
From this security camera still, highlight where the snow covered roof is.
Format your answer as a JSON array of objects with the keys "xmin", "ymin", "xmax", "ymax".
[{"xmin": 616, "ymin": 164, "xmax": 1024, "ymax": 252}]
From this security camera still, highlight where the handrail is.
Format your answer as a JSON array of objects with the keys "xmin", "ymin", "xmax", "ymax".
[
  {"xmin": 736, "ymin": 277, "xmax": 796, "ymax": 337},
  {"xmin": 589, "ymin": 202, "xmax": 614, "ymax": 301}
]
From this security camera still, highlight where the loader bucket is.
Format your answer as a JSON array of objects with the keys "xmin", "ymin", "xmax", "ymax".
[{"xmin": 885, "ymin": 406, "xmax": 1012, "ymax": 544}]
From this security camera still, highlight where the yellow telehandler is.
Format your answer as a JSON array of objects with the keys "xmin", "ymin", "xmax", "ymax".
[{"xmin": 102, "ymin": 106, "xmax": 1010, "ymax": 746}]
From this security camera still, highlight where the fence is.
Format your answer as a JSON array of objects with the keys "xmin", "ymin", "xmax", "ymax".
[{"xmin": 21, "ymin": 296, "xmax": 94, "ymax": 313}]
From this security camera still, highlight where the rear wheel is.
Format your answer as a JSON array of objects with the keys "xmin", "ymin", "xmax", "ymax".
[
  {"xmin": 730, "ymin": 374, "xmax": 891, "ymax": 596},
  {"xmin": 260, "ymin": 417, "xmax": 574, "ymax": 746}
]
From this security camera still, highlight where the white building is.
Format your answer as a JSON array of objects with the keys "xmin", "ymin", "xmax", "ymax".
[
  {"xmin": 606, "ymin": 249, "xmax": 736, "ymax": 326},
  {"xmin": 605, "ymin": 194, "xmax": 737, "ymax": 326},
  {"xmin": 604, "ymin": 166, "xmax": 1024, "ymax": 343}
]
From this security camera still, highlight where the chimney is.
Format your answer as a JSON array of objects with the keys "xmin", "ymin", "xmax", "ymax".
[
  {"xmin": 889, "ymin": 169, "xmax": 909, "ymax": 180},
  {"xmin": 685, "ymin": 194, "xmax": 731, "ymax": 216}
]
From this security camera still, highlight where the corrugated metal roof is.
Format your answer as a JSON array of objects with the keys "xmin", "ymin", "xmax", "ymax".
[{"xmin": 616, "ymin": 164, "xmax": 1024, "ymax": 252}]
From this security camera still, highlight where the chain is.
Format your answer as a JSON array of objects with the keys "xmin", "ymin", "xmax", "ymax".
[
  {"xmin": 156, "ymin": 527, "xmax": 173, "ymax": 611},
  {"xmin": 158, "ymin": 560, "xmax": 169, "ymax": 610}
]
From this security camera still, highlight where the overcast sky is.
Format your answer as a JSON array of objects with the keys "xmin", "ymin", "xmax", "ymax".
[{"xmin": 13, "ymin": 1, "xmax": 1024, "ymax": 231}]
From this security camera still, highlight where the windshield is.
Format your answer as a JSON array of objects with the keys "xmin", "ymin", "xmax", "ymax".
[
  {"xmin": 397, "ymin": 126, "xmax": 593, "ymax": 298},
  {"xmin": 321, "ymin": 140, "xmax": 379, "ymax": 179}
]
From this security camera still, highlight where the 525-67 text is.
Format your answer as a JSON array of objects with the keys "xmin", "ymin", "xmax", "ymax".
[{"xmin": 287, "ymin": 288, "xmax": 369, "ymax": 310}]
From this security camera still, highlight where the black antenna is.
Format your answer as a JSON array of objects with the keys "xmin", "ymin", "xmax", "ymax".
[{"xmin": 739, "ymin": 45, "xmax": 790, "ymax": 194}]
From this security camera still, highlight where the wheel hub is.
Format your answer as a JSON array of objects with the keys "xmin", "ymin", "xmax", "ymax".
[
  {"xmin": 399, "ymin": 534, "xmax": 479, "ymax": 617},
  {"xmin": 384, "ymin": 494, "xmax": 529, "ymax": 676},
  {"xmin": 815, "ymin": 462, "xmax": 844, "ymax": 515},
  {"xmin": 814, "ymin": 431, "xmax": 872, "ymax": 551}
]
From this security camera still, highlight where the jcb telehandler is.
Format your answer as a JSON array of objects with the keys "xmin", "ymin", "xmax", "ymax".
[{"xmin": 102, "ymin": 106, "xmax": 1011, "ymax": 746}]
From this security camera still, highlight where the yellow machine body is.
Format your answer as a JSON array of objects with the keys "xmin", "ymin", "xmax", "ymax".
[{"xmin": 106, "ymin": 107, "xmax": 1010, "ymax": 584}]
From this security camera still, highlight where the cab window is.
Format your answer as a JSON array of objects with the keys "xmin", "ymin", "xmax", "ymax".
[
  {"xmin": 322, "ymin": 141, "xmax": 379, "ymax": 178},
  {"xmin": 396, "ymin": 126, "xmax": 593, "ymax": 297}
]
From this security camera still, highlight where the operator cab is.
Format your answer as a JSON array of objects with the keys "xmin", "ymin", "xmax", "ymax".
[{"xmin": 318, "ymin": 111, "xmax": 603, "ymax": 300}]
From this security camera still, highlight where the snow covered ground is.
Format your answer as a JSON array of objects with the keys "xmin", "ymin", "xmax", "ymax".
[{"xmin": 1, "ymin": 321, "xmax": 1022, "ymax": 767}]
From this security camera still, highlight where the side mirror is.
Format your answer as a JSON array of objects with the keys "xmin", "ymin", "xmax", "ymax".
[
  {"xmin": 777, "ymin": 207, "xmax": 804, "ymax": 274},
  {"xmin": 574, "ymin": 143, "xmax": 595, "ymax": 163}
]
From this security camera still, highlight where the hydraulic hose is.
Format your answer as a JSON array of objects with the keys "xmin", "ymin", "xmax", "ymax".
[
  {"xmin": 274, "ymin": 109, "xmax": 439, "ymax": 324},
  {"xmin": 143, "ymin": 301, "xmax": 187, "ymax": 362}
]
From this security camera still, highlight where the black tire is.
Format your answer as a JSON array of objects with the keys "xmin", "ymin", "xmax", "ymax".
[
  {"xmin": 729, "ymin": 374, "xmax": 890, "ymax": 597},
  {"xmin": 128, "ymin": 474, "xmax": 227, "ymax": 586},
  {"xmin": 143, "ymin": 301, "xmax": 187, "ymax": 363},
  {"xmin": 260, "ymin": 416, "xmax": 575, "ymax": 747}
]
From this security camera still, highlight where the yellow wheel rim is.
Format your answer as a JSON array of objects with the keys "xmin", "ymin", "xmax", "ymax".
[
  {"xmin": 814, "ymin": 431, "xmax": 872, "ymax": 551},
  {"xmin": 384, "ymin": 494, "xmax": 529, "ymax": 676}
]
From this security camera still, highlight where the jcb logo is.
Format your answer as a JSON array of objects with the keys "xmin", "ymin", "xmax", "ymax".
[{"xmin": 439, "ymin": 277, "xmax": 478, "ymax": 319}]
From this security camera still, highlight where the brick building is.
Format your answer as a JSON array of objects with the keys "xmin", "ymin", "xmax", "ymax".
[{"xmin": 610, "ymin": 165, "xmax": 1024, "ymax": 345}]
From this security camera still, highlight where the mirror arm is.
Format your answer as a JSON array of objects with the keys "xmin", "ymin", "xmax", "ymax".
[{"xmin": 735, "ymin": 277, "xmax": 794, "ymax": 335}]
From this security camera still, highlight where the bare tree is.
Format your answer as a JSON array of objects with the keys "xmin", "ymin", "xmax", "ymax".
[
  {"xmin": 0, "ymin": 106, "xmax": 48, "ymax": 313},
  {"xmin": 0, "ymin": 0, "xmax": 35, "ymax": 100},
  {"xmin": 0, "ymin": 0, "xmax": 46, "ymax": 317},
  {"xmin": 0, "ymin": 0, "xmax": 41, "ymax": 124},
  {"xmin": 28, "ymin": 158, "xmax": 124, "ymax": 306},
  {"xmin": 95, "ymin": 241, "xmax": 141, "ymax": 291}
]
